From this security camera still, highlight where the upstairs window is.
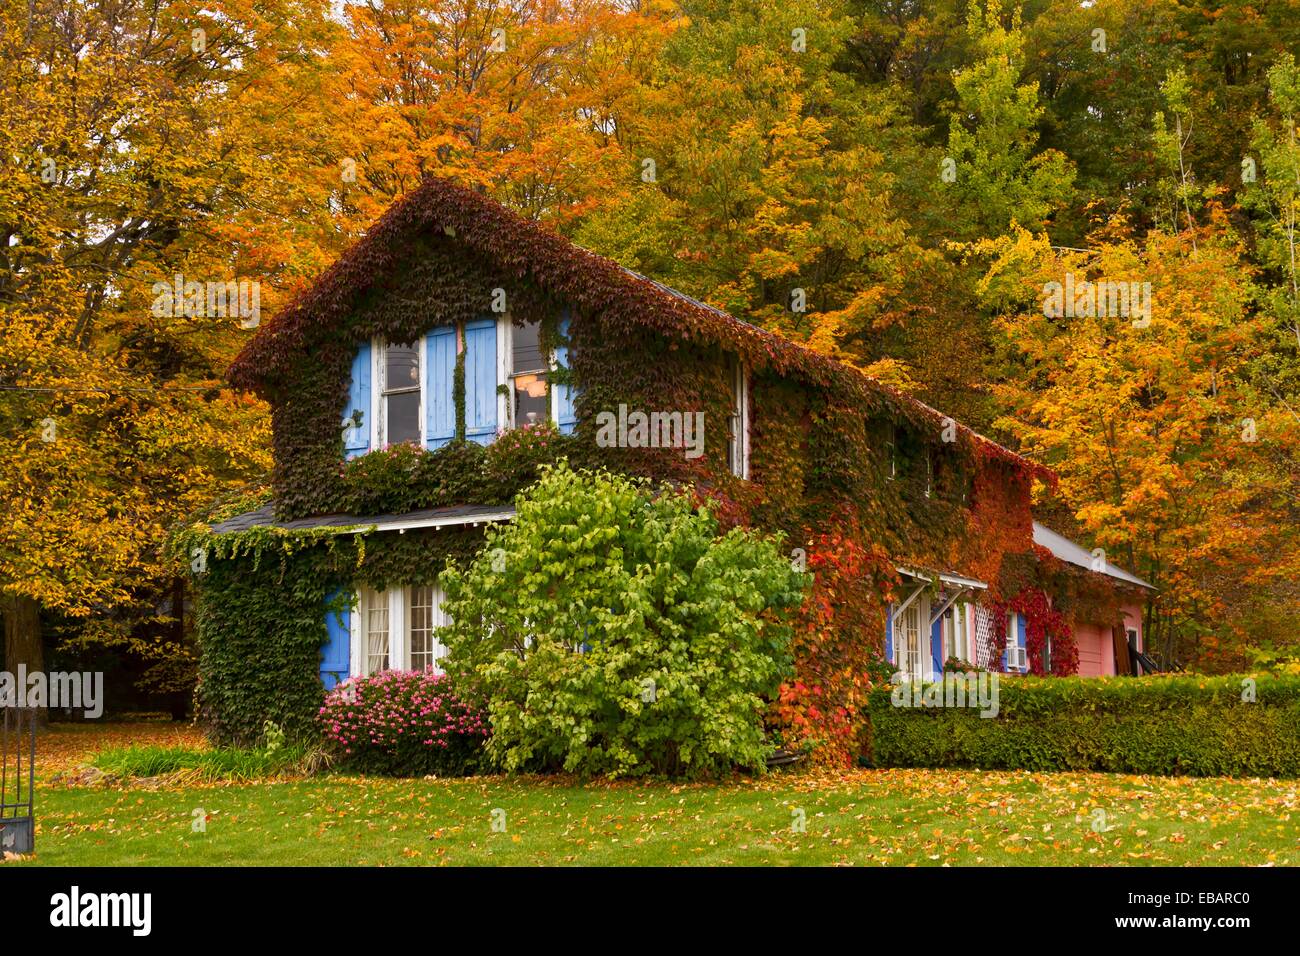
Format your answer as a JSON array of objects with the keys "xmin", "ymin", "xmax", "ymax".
[
  {"xmin": 379, "ymin": 341, "xmax": 421, "ymax": 446},
  {"xmin": 727, "ymin": 361, "xmax": 750, "ymax": 479},
  {"xmin": 510, "ymin": 320, "xmax": 549, "ymax": 427}
]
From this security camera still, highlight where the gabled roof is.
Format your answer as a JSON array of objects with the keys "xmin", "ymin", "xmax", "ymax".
[
  {"xmin": 229, "ymin": 176, "xmax": 1050, "ymax": 480},
  {"xmin": 1032, "ymin": 521, "xmax": 1155, "ymax": 590}
]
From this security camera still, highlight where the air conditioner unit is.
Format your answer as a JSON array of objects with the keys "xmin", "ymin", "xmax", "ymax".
[{"xmin": 1006, "ymin": 645, "xmax": 1027, "ymax": 671}]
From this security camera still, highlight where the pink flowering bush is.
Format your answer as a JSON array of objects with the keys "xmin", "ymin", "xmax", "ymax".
[
  {"xmin": 484, "ymin": 420, "xmax": 570, "ymax": 496},
  {"xmin": 319, "ymin": 670, "xmax": 489, "ymax": 776}
]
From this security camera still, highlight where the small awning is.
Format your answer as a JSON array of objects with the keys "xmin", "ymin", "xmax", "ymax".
[
  {"xmin": 210, "ymin": 502, "xmax": 517, "ymax": 535},
  {"xmin": 895, "ymin": 566, "xmax": 988, "ymax": 591},
  {"xmin": 892, "ymin": 566, "xmax": 987, "ymax": 627}
]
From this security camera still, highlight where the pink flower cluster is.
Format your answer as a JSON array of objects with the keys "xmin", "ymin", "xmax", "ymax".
[
  {"xmin": 319, "ymin": 669, "xmax": 489, "ymax": 753},
  {"xmin": 494, "ymin": 420, "xmax": 559, "ymax": 453}
]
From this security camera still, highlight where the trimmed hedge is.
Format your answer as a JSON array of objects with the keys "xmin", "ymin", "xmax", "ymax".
[{"xmin": 867, "ymin": 674, "xmax": 1300, "ymax": 777}]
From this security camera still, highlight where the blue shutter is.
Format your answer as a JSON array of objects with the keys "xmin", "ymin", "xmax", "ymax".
[
  {"xmin": 930, "ymin": 615, "xmax": 943, "ymax": 678},
  {"xmin": 554, "ymin": 312, "xmax": 578, "ymax": 435},
  {"xmin": 426, "ymin": 326, "xmax": 457, "ymax": 449},
  {"xmin": 884, "ymin": 607, "xmax": 893, "ymax": 668},
  {"xmin": 322, "ymin": 589, "xmax": 351, "ymax": 690},
  {"xmin": 465, "ymin": 318, "xmax": 498, "ymax": 445},
  {"xmin": 343, "ymin": 344, "xmax": 371, "ymax": 459},
  {"xmin": 1016, "ymin": 612, "xmax": 1027, "ymax": 672}
]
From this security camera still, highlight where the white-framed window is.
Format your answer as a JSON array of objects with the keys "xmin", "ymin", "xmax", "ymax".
[
  {"xmin": 727, "ymin": 360, "xmax": 750, "ymax": 479},
  {"xmin": 942, "ymin": 602, "xmax": 968, "ymax": 664},
  {"xmin": 376, "ymin": 339, "xmax": 423, "ymax": 448},
  {"xmin": 362, "ymin": 587, "xmax": 390, "ymax": 676},
  {"xmin": 1005, "ymin": 612, "xmax": 1026, "ymax": 671},
  {"xmin": 508, "ymin": 319, "xmax": 550, "ymax": 428},
  {"xmin": 353, "ymin": 585, "xmax": 449, "ymax": 676},
  {"xmin": 892, "ymin": 596, "xmax": 930, "ymax": 682}
]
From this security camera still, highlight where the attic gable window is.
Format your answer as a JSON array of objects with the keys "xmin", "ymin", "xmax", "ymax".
[
  {"xmin": 379, "ymin": 340, "xmax": 421, "ymax": 447},
  {"xmin": 510, "ymin": 319, "xmax": 549, "ymax": 427}
]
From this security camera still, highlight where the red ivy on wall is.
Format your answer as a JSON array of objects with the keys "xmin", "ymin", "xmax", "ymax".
[
  {"xmin": 991, "ymin": 587, "xmax": 1079, "ymax": 676},
  {"xmin": 772, "ymin": 526, "xmax": 898, "ymax": 767}
]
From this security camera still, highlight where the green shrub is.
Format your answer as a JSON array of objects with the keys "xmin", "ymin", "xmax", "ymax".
[
  {"xmin": 867, "ymin": 673, "xmax": 1300, "ymax": 777},
  {"xmin": 339, "ymin": 440, "xmax": 491, "ymax": 515},
  {"xmin": 440, "ymin": 463, "xmax": 809, "ymax": 778}
]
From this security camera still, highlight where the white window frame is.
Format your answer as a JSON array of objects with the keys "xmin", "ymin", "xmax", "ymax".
[
  {"xmin": 372, "ymin": 336, "xmax": 426, "ymax": 449},
  {"xmin": 728, "ymin": 360, "xmax": 750, "ymax": 479},
  {"xmin": 892, "ymin": 594, "xmax": 931, "ymax": 682},
  {"xmin": 942, "ymin": 601, "xmax": 968, "ymax": 664},
  {"xmin": 1005, "ymin": 612, "xmax": 1026, "ymax": 671},
  {"xmin": 501, "ymin": 317, "xmax": 558, "ymax": 432},
  {"xmin": 350, "ymin": 585, "xmax": 449, "ymax": 676},
  {"xmin": 548, "ymin": 333, "xmax": 569, "ymax": 427},
  {"xmin": 496, "ymin": 318, "xmax": 511, "ymax": 432}
]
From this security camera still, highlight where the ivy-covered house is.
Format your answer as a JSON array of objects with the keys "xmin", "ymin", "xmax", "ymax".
[{"xmin": 197, "ymin": 176, "xmax": 1152, "ymax": 745}]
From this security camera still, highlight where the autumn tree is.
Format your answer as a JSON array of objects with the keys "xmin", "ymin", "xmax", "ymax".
[
  {"xmin": 979, "ymin": 215, "xmax": 1295, "ymax": 667},
  {"xmin": 942, "ymin": 0, "xmax": 1075, "ymax": 240},
  {"xmin": 329, "ymin": 0, "xmax": 670, "ymax": 224},
  {"xmin": 0, "ymin": 0, "xmax": 344, "ymax": 702}
]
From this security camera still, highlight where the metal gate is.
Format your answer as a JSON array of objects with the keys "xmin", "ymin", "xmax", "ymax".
[{"xmin": 0, "ymin": 706, "xmax": 36, "ymax": 855}]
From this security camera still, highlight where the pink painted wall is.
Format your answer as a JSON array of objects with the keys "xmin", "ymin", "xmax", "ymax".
[
  {"xmin": 1074, "ymin": 622, "xmax": 1113, "ymax": 677},
  {"xmin": 1072, "ymin": 603, "xmax": 1146, "ymax": 677}
]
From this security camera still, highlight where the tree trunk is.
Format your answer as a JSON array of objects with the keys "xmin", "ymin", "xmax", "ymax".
[{"xmin": 2, "ymin": 594, "xmax": 47, "ymax": 725}]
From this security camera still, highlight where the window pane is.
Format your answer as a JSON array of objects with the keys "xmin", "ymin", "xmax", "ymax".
[
  {"xmin": 385, "ymin": 343, "xmax": 419, "ymax": 391},
  {"xmin": 514, "ymin": 371, "xmax": 549, "ymax": 427},
  {"xmin": 409, "ymin": 586, "xmax": 434, "ymax": 671},
  {"xmin": 387, "ymin": 391, "xmax": 420, "ymax": 445},
  {"xmin": 366, "ymin": 591, "xmax": 389, "ymax": 675},
  {"xmin": 512, "ymin": 321, "xmax": 545, "ymax": 373}
]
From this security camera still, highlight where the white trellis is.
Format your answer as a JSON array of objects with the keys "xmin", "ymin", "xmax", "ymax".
[{"xmin": 973, "ymin": 604, "xmax": 1000, "ymax": 670}]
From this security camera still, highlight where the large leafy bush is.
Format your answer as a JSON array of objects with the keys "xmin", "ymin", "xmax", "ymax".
[
  {"xmin": 320, "ymin": 670, "xmax": 489, "ymax": 776},
  {"xmin": 439, "ymin": 463, "xmax": 809, "ymax": 778}
]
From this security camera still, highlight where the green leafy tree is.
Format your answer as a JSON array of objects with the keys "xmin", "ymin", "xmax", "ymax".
[
  {"xmin": 943, "ymin": 0, "xmax": 1075, "ymax": 239},
  {"xmin": 439, "ymin": 464, "xmax": 809, "ymax": 778}
]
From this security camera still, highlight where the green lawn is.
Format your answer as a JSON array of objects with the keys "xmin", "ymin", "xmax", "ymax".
[
  {"xmin": 9, "ymin": 722, "xmax": 1296, "ymax": 866},
  {"xmin": 21, "ymin": 767, "xmax": 1299, "ymax": 866}
]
